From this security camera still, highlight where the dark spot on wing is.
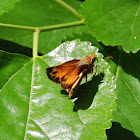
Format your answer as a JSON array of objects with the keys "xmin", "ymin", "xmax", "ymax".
[
  {"xmin": 52, "ymin": 71, "xmax": 57, "ymax": 74},
  {"xmin": 46, "ymin": 68, "xmax": 60, "ymax": 83},
  {"xmin": 54, "ymin": 77, "xmax": 60, "ymax": 83},
  {"xmin": 52, "ymin": 76, "xmax": 55, "ymax": 80},
  {"xmin": 46, "ymin": 67, "xmax": 53, "ymax": 73},
  {"xmin": 61, "ymin": 83, "xmax": 72, "ymax": 90},
  {"xmin": 61, "ymin": 76, "xmax": 67, "ymax": 82},
  {"xmin": 46, "ymin": 68, "xmax": 53, "ymax": 80}
]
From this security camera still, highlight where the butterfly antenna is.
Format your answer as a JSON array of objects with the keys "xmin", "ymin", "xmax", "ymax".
[{"xmin": 103, "ymin": 56, "xmax": 113, "ymax": 59}]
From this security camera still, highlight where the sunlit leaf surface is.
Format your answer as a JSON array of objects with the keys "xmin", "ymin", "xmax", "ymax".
[{"xmin": 0, "ymin": 40, "xmax": 116, "ymax": 139}]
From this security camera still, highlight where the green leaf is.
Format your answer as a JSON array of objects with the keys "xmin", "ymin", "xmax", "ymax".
[
  {"xmin": 0, "ymin": 0, "xmax": 21, "ymax": 16},
  {"xmin": 92, "ymin": 45, "xmax": 140, "ymax": 138},
  {"xmin": 0, "ymin": 51, "xmax": 32, "ymax": 139},
  {"xmin": 81, "ymin": 0, "xmax": 140, "ymax": 53},
  {"xmin": 0, "ymin": 0, "xmax": 86, "ymax": 54},
  {"xmin": 0, "ymin": 50, "xmax": 31, "ymax": 89},
  {"xmin": 109, "ymin": 50, "xmax": 140, "ymax": 138},
  {"xmin": 0, "ymin": 40, "xmax": 116, "ymax": 139}
]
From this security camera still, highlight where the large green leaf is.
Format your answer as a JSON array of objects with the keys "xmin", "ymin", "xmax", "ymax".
[
  {"xmin": 110, "ymin": 50, "xmax": 140, "ymax": 138},
  {"xmin": 0, "ymin": 40, "xmax": 116, "ymax": 139},
  {"xmin": 0, "ymin": 51, "xmax": 32, "ymax": 139},
  {"xmin": 81, "ymin": 0, "xmax": 140, "ymax": 53},
  {"xmin": 0, "ymin": 0, "xmax": 86, "ymax": 54},
  {"xmin": 102, "ymin": 45, "xmax": 140, "ymax": 138},
  {"xmin": 0, "ymin": 0, "xmax": 21, "ymax": 16}
]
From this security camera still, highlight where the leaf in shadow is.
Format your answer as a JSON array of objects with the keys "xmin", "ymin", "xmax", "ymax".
[
  {"xmin": 0, "ymin": 39, "xmax": 43, "ymax": 57},
  {"xmin": 107, "ymin": 122, "xmax": 140, "ymax": 140},
  {"xmin": 72, "ymin": 74, "xmax": 104, "ymax": 111}
]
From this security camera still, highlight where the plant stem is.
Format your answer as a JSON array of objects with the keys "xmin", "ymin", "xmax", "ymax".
[
  {"xmin": 33, "ymin": 29, "xmax": 40, "ymax": 60},
  {"xmin": 0, "ymin": 20, "xmax": 85, "ymax": 32},
  {"xmin": 54, "ymin": 0, "xmax": 83, "ymax": 20},
  {"xmin": 0, "ymin": 23, "xmax": 36, "ymax": 31},
  {"xmin": 39, "ymin": 20, "xmax": 85, "ymax": 31},
  {"xmin": 0, "ymin": 21, "xmax": 85, "ymax": 59}
]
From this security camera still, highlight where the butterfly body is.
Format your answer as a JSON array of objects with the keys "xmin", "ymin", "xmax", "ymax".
[{"xmin": 46, "ymin": 54, "xmax": 97, "ymax": 96}]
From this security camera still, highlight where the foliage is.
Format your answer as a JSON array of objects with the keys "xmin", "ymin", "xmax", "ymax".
[{"xmin": 0, "ymin": 0, "xmax": 139, "ymax": 139}]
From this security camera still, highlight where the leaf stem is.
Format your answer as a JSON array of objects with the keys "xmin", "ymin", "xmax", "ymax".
[
  {"xmin": 39, "ymin": 20, "xmax": 85, "ymax": 31},
  {"xmin": 0, "ymin": 21, "xmax": 85, "ymax": 31},
  {"xmin": 54, "ymin": 0, "xmax": 83, "ymax": 20},
  {"xmin": 33, "ymin": 29, "xmax": 40, "ymax": 60},
  {"xmin": 0, "ymin": 23, "xmax": 35, "ymax": 31}
]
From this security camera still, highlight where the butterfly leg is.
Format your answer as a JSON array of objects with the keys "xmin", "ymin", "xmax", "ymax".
[
  {"xmin": 93, "ymin": 66, "xmax": 104, "ymax": 80},
  {"xmin": 103, "ymin": 56, "xmax": 113, "ymax": 59},
  {"xmin": 92, "ymin": 66, "xmax": 97, "ymax": 74},
  {"xmin": 86, "ymin": 73, "xmax": 88, "ymax": 86}
]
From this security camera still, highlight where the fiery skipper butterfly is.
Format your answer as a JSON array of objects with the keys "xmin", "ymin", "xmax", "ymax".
[{"xmin": 46, "ymin": 54, "xmax": 97, "ymax": 96}]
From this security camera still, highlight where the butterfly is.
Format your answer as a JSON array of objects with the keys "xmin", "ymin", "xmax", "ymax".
[{"xmin": 46, "ymin": 54, "xmax": 97, "ymax": 96}]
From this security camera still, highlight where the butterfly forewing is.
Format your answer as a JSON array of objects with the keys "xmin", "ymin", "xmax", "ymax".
[
  {"xmin": 46, "ymin": 60, "xmax": 80, "ymax": 83},
  {"xmin": 60, "ymin": 65, "xmax": 87, "ymax": 88}
]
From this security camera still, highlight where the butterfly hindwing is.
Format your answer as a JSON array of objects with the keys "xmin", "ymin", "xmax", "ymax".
[{"xmin": 46, "ymin": 60, "xmax": 80, "ymax": 83}]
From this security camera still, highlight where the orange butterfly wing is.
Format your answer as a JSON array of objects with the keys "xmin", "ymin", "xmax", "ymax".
[
  {"xmin": 46, "ymin": 60, "xmax": 80, "ymax": 83},
  {"xmin": 60, "ymin": 65, "xmax": 88, "ymax": 96},
  {"xmin": 46, "ymin": 54, "xmax": 97, "ymax": 96}
]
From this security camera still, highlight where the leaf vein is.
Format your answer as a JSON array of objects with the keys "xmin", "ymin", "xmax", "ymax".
[
  {"xmin": 121, "ymin": 77, "xmax": 140, "ymax": 104},
  {"xmin": 39, "ymin": 57, "xmax": 50, "ymax": 67},
  {"xmin": 128, "ymin": 54, "xmax": 140, "ymax": 71},
  {"xmin": 0, "ymin": 58, "xmax": 28, "ymax": 64},
  {"xmin": 129, "ymin": 4, "xmax": 140, "ymax": 49},
  {"xmin": 115, "ymin": 51, "xmax": 121, "ymax": 81},
  {"xmin": 117, "ymin": 105, "xmax": 134, "ymax": 131},
  {"xmin": 24, "ymin": 59, "xmax": 35, "ymax": 139},
  {"xmin": 93, "ymin": 1, "xmax": 135, "ymax": 25},
  {"xmin": 30, "ymin": 118, "xmax": 50, "ymax": 139}
]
